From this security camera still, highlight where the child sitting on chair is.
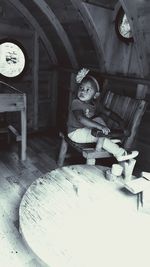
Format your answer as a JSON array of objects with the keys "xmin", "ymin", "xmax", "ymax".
[{"xmin": 67, "ymin": 68, "xmax": 139, "ymax": 162}]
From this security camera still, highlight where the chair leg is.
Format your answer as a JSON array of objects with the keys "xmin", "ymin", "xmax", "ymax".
[
  {"xmin": 57, "ymin": 137, "xmax": 68, "ymax": 167},
  {"xmin": 86, "ymin": 158, "xmax": 96, "ymax": 165}
]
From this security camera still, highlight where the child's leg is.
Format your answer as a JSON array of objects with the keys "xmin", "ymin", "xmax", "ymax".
[
  {"xmin": 96, "ymin": 137, "xmax": 125, "ymax": 156},
  {"xmin": 68, "ymin": 128, "xmax": 98, "ymax": 143},
  {"xmin": 68, "ymin": 129, "xmax": 139, "ymax": 161},
  {"xmin": 96, "ymin": 137, "xmax": 139, "ymax": 161}
]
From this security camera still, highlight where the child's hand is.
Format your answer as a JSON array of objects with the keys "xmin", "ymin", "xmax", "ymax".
[
  {"xmin": 85, "ymin": 108, "xmax": 95, "ymax": 118},
  {"xmin": 76, "ymin": 68, "xmax": 89, "ymax": 83},
  {"xmin": 98, "ymin": 125, "xmax": 110, "ymax": 135}
]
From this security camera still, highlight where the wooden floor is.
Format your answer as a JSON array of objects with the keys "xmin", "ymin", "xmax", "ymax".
[{"xmin": 0, "ymin": 133, "xmax": 59, "ymax": 267}]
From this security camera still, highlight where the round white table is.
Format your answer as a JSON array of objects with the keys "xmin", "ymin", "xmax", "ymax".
[{"xmin": 19, "ymin": 165, "xmax": 150, "ymax": 267}]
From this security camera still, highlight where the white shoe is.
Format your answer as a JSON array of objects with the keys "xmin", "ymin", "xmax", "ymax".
[{"xmin": 116, "ymin": 150, "xmax": 139, "ymax": 162}]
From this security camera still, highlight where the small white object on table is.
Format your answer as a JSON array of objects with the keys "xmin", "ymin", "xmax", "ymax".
[{"xmin": 124, "ymin": 176, "xmax": 150, "ymax": 209}]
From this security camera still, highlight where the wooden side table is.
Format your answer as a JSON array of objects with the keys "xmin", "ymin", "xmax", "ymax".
[
  {"xmin": 0, "ymin": 92, "xmax": 27, "ymax": 160},
  {"xmin": 124, "ymin": 177, "xmax": 150, "ymax": 210}
]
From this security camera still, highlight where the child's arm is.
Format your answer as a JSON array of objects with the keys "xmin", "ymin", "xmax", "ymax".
[{"xmin": 73, "ymin": 110, "xmax": 110, "ymax": 135}]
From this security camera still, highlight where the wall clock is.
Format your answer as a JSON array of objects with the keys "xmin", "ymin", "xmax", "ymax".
[
  {"xmin": 0, "ymin": 40, "xmax": 26, "ymax": 78},
  {"xmin": 115, "ymin": 7, "xmax": 134, "ymax": 43}
]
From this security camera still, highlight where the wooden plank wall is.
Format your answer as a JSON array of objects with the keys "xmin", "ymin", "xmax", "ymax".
[
  {"xmin": 0, "ymin": 1, "xmax": 56, "ymax": 132},
  {"xmin": 84, "ymin": 3, "xmax": 142, "ymax": 76},
  {"xmin": 0, "ymin": 28, "xmax": 58, "ymax": 134},
  {"xmin": 105, "ymin": 79, "xmax": 137, "ymax": 98}
]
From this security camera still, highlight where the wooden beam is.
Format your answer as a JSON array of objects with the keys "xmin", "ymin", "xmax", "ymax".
[
  {"xmin": 0, "ymin": 94, "xmax": 25, "ymax": 112},
  {"xmin": 21, "ymin": 94, "xmax": 27, "ymax": 161},
  {"xmin": 8, "ymin": 125, "xmax": 21, "ymax": 141},
  {"xmin": 119, "ymin": 0, "xmax": 149, "ymax": 77},
  {"xmin": 99, "ymin": 73, "xmax": 150, "ymax": 86},
  {"xmin": 32, "ymin": 0, "xmax": 78, "ymax": 68},
  {"xmin": 70, "ymin": 0, "xmax": 106, "ymax": 71},
  {"xmin": 33, "ymin": 32, "xmax": 39, "ymax": 130},
  {"xmin": 50, "ymin": 71, "xmax": 58, "ymax": 127},
  {"xmin": 69, "ymin": 73, "xmax": 77, "ymax": 109},
  {"xmin": 8, "ymin": 0, "xmax": 57, "ymax": 65},
  {"xmin": 0, "ymin": 81, "xmax": 24, "ymax": 94},
  {"xmin": 56, "ymin": 66, "xmax": 150, "ymax": 86},
  {"xmin": 82, "ymin": 0, "xmax": 115, "ymax": 10}
]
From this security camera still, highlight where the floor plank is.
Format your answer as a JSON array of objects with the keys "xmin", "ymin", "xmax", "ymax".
[{"xmin": 0, "ymin": 134, "xmax": 58, "ymax": 267}]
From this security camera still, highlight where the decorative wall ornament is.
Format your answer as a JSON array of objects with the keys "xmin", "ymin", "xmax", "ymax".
[
  {"xmin": 115, "ymin": 7, "xmax": 134, "ymax": 44},
  {"xmin": 0, "ymin": 39, "xmax": 26, "ymax": 78}
]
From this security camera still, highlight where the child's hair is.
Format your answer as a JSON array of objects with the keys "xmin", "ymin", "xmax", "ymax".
[{"xmin": 81, "ymin": 75, "xmax": 100, "ymax": 93}]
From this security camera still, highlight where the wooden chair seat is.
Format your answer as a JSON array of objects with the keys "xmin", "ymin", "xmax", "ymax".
[
  {"xmin": 57, "ymin": 90, "xmax": 147, "ymax": 166},
  {"xmin": 65, "ymin": 135, "xmax": 95, "ymax": 151}
]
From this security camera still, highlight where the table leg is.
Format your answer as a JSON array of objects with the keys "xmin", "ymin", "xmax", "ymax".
[
  {"xmin": 86, "ymin": 158, "xmax": 96, "ymax": 165},
  {"xmin": 137, "ymin": 191, "xmax": 143, "ymax": 210}
]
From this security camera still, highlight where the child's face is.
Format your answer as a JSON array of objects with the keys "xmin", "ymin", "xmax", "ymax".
[{"xmin": 77, "ymin": 81, "xmax": 96, "ymax": 102}]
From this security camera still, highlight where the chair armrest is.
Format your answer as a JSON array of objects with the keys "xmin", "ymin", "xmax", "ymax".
[{"xmin": 91, "ymin": 128, "xmax": 130, "ymax": 139}]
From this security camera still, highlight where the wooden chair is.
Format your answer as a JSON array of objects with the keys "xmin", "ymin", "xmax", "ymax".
[{"xmin": 57, "ymin": 90, "xmax": 147, "ymax": 166}]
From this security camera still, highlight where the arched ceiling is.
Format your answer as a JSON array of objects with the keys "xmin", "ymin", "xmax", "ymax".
[
  {"xmin": 8, "ymin": 0, "xmax": 57, "ymax": 65},
  {"xmin": 19, "ymin": 0, "xmax": 103, "ymax": 69},
  {"xmin": 0, "ymin": 0, "xmax": 150, "ymax": 77}
]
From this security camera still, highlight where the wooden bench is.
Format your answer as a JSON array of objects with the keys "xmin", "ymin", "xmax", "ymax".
[{"xmin": 57, "ymin": 90, "xmax": 147, "ymax": 166}]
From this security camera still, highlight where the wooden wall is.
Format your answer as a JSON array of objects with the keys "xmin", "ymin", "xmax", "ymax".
[
  {"xmin": 0, "ymin": 1, "xmax": 56, "ymax": 131},
  {"xmin": 84, "ymin": 3, "xmax": 142, "ymax": 76}
]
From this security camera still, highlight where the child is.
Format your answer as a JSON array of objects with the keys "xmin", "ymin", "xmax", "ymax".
[{"xmin": 67, "ymin": 69, "xmax": 139, "ymax": 162}]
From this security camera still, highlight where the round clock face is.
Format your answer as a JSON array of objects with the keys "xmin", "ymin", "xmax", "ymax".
[
  {"xmin": 0, "ymin": 41, "xmax": 26, "ymax": 78},
  {"xmin": 116, "ymin": 7, "xmax": 133, "ymax": 43}
]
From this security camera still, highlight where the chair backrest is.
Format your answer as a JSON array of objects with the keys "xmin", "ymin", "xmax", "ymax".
[{"xmin": 101, "ymin": 90, "xmax": 147, "ymax": 149}]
